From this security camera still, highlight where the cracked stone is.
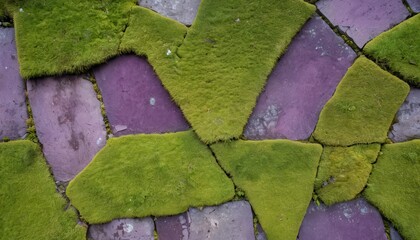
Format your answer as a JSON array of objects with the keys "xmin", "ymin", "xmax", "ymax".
[
  {"xmin": 27, "ymin": 76, "xmax": 107, "ymax": 181},
  {"xmin": 406, "ymin": 0, "xmax": 420, "ymax": 12},
  {"xmin": 89, "ymin": 218, "xmax": 154, "ymax": 240},
  {"xmin": 0, "ymin": 28, "xmax": 27, "ymax": 140},
  {"xmin": 244, "ymin": 16, "xmax": 356, "ymax": 140},
  {"xmin": 317, "ymin": 0, "xmax": 409, "ymax": 48},
  {"xmin": 93, "ymin": 55, "xmax": 190, "ymax": 136},
  {"xmin": 138, "ymin": 0, "xmax": 201, "ymax": 25}
]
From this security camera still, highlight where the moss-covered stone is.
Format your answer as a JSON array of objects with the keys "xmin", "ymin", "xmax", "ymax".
[
  {"xmin": 67, "ymin": 130, "xmax": 234, "ymax": 224},
  {"xmin": 312, "ymin": 57, "xmax": 409, "ymax": 146},
  {"xmin": 0, "ymin": 141, "xmax": 86, "ymax": 240},
  {"xmin": 211, "ymin": 140, "xmax": 322, "ymax": 240},
  {"xmin": 315, "ymin": 144, "xmax": 380, "ymax": 205},
  {"xmin": 364, "ymin": 141, "xmax": 420, "ymax": 240}
]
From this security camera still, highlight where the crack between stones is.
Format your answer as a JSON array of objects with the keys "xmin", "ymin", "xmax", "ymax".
[
  {"xmin": 401, "ymin": 0, "xmax": 415, "ymax": 15},
  {"xmin": 117, "ymin": 6, "xmax": 134, "ymax": 53}
]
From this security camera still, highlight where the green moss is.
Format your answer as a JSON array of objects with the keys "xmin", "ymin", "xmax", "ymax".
[
  {"xmin": 314, "ymin": 144, "xmax": 380, "ymax": 205},
  {"xmin": 312, "ymin": 57, "xmax": 409, "ymax": 146},
  {"xmin": 211, "ymin": 140, "xmax": 322, "ymax": 240},
  {"xmin": 0, "ymin": 140, "xmax": 86, "ymax": 239},
  {"xmin": 364, "ymin": 141, "xmax": 420, "ymax": 240},
  {"xmin": 365, "ymin": 14, "xmax": 420, "ymax": 87},
  {"xmin": 67, "ymin": 130, "xmax": 234, "ymax": 224}
]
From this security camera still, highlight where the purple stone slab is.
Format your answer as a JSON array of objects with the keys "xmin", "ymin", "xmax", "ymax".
[
  {"xmin": 390, "ymin": 225, "xmax": 403, "ymax": 240},
  {"xmin": 138, "ymin": 0, "xmax": 201, "ymax": 25},
  {"xmin": 89, "ymin": 218, "xmax": 154, "ymax": 240},
  {"xmin": 0, "ymin": 28, "xmax": 27, "ymax": 140},
  {"xmin": 317, "ymin": 0, "xmax": 409, "ymax": 48},
  {"xmin": 93, "ymin": 55, "xmax": 190, "ymax": 136},
  {"xmin": 27, "ymin": 76, "xmax": 106, "ymax": 182},
  {"xmin": 389, "ymin": 88, "xmax": 420, "ymax": 142},
  {"xmin": 244, "ymin": 16, "xmax": 356, "ymax": 140},
  {"xmin": 256, "ymin": 224, "xmax": 267, "ymax": 240},
  {"xmin": 298, "ymin": 198, "xmax": 387, "ymax": 240},
  {"xmin": 407, "ymin": 0, "xmax": 420, "ymax": 13},
  {"xmin": 156, "ymin": 212, "xmax": 190, "ymax": 240}
]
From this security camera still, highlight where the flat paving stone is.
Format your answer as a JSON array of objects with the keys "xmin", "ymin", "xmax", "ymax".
[
  {"xmin": 317, "ymin": 0, "xmax": 409, "ymax": 48},
  {"xmin": 156, "ymin": 212, "xmax": 190, "ymax": 240},
  {"xmin": 93, "ymin": 55, "xmax": 190, "ymax": 136},
  {"xmin": 89, "ymin": 218, "xmax": 154, "ymax": 240},
  {"xmin": 390, "ymin": 225, "xmax": 403, "ymax": 240},
  {"xmin": 298, "ymin": 198, "xmax": 387, "ymax": 240},
  {"xmin": 244, "ymin": 16, "xmax": 356, "ymax": 140},
  {"xmin": 389, "ymin": 88, "xmax": 420, "ymax": 142},
  {"xmin": 27, "ymin": 76, "xmax": 107, "ymax": 182},
  {"xmin": 138, "ymin": 0, "xmax": 201, "ymax": 25},
  {"xmin": 0, "ymin": 28, "xmax": 27, "ymax": 140},
  {"xmin": 407, "ymin": 0, "xmax": 420, "ymax": 13}
]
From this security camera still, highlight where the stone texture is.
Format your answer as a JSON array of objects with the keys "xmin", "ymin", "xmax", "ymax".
[
  {"xmin": 390, "ymin": 225, "xmax": 403, "ymax": 240},
  {"xmin": 156, "ymin": 212, "xmax": 190, "ymax": 240},
  {"xmin": 389, "ymin": 88, "xmax": 420, "ymax": 142},
  {"xmin": 255, "ymin": 224, "xmax": 267, "ymax": 240},
  {"xmin": 138, "ymin": 0, "xmax": 201, "ymax": 25},
  {"xmin": 93, "ymin": 55, "xmax": 189, "ymax": 136},
  {"xmin": 244, "ymin": 16, "xmax": 356, "ymax": 140},
  {"xmin": 407, "ymin": 0, "xmax": 420, "ymax": 13},
  {"xmin": 89, "ymin": 218, "xmax": 154, "ymax": 240},
  {"xmin": 0, "ymin": 28, "xmax": 27, "ymax": 140},
  {"xmin": 298, "ymin": 198, "xmax": 387, "ymax": 240},
  {"xmin": 27, "ymin": 76, "xmax": 106, "ymax": 182},
  {"xmin": 317, "ymin": 0, "xmax": 409, "ymax": 48}
]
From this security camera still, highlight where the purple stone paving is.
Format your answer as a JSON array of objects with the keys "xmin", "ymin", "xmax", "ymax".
[
  {"xmin": 298, "ymin": 198, "xmax": 387, "ymax": 240},
  {"xmin": 389, "ymin": 88, "xmax": 420, "ymax": 142},
  {"xmin": 93, "ymin": 55, "xmax": 190, "ymax": 136},
  {"xmin": 0, "ymin": 28, "xmax": 27, "ymax": 140},
  {"xmin": 156, "ymin": 212, "xmax": 190, "ymax": 240},
  {"xmin": 27, "ymin": 76, "xmax": 106, "ymax": 182},
  {"xmin": 317, "ymin": 0, "xmax": 409, "ymax": 48},
  {"xmin": 138, "ymin": 0, "xmax": 201, "ymax": 25},
  {"xmin": 407, "ymin": 0, "xmax": 420, "ymax": 13},
  {"xmin": 390, "ymin": 225, "xmax": 403, "ymax": 240},
  {"xmin": 89, "ymin": 218, "xmax": 154, "ymax": 240},
  {"xmin": 244, "ymin": 16, "xmax": 356, "ymax": 141}
]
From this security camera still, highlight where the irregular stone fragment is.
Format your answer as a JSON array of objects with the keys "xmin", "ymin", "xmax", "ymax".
[
  {"xmin": 317, "ymin": 0, "xmax": 409, "ymax": 48},
  {"xmin": 89, "ymin": 218, "xmax": 154, "ymax": 240},
  {"xmin": 211, "ymin": 140, "xmax": 322, "ymax": 239},
  {"xmin": 312, "ymin": 57, "xmax": 409, "ymax": 146},
  {"xmin": 406, "ymin": 0, "xmax": 420, "ymax": 13},
  {"xmin": 27, "ymin": 76, "xmax": 107, "ymax": 181},
  {"xmin": 0, "ymin": 28, "xmax": 27, "ymax": 140},
  {"xmin": 156, "ymin": 212, "xmax": 190, "ymax": 240},
  {"xmin": 244, "ymin": 16, "xmax": 356, "ymax": 140},
  {"xmin": 364, "ymin": 141, "xmax": 420, "ymax": 240},
  {"xmin": 298, "ymin": 199, "xmax": 387, "ymax": 240},
  {"xmin": 93, "ymin": 55, "xmax": 190, "ymax": 136},
  {"xmin": 138, "ymin": 0, "xmax": 201, "ymax": 25}
]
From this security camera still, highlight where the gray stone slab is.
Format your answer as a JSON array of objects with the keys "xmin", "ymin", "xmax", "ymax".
[
  {"xmin": 407, "ymin": 0, "xmax": 420, "ymax": 13},
  {"xmin": 298, "ymin": 198, "xmax": 387, "ymax": 240},
  {"xmin": 0, "ymin": 28, "xmax": 27, "ymax": 140},
  {"xmin": 317, "ymin": 0, "xmax": 409, "ymax": 48},
  {"xmin": 27, "ymin": 76, "xmax": 106, "ymax": 182},
  {"xmin": 93, "ymin": 55, "xmax": 190, "ymax": 136},
  {"xmin": 89, "ymin": 218, "xmax": 154, "ymax": 240},
  {"xmin": 156, "ymin": 212, "xmax": 190, "ymax": 240},
  {"xmin": 389, "ymin": 88, "xmax": 420, "ymax": 142},
  {"xmin": 390, "ymin": 225, "xmax": 403, "ymax": 240},
  {"xmin": 244, "ymin": 16, "xmax": 356, "ymax": 140},
  {"xmin": 255, "ymin": 224, "xmax": 267, "ymax": 240},
  {"xmin": 138, "ymin": 0, "xmax": 201, "ymax": 25}
]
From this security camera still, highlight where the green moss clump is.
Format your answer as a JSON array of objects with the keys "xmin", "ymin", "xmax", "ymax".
[
  {"xmin": 67, "ymin": 130, "xmax": 234, "ymax": 224},
  {"xmin": 0, "ymin": 140, "xmax": 86, "ymax": 240},
  {"xmin": 365, "ymin": 14, "xmax": 420, "ymax": 87},
  {"xmin": 312, "ymin": 56, "xmax": 409, "ymax": 146},
  {"xmin": 364, "ymin": 141, "xmax": 420, "ymax": 240},
  {"xmin": 314, "ymin": 144, "xmax": 380, "ymax": 205},
  {"xmin": 211, "ymin": 140, "xmax": 322, "ymax": 240}
]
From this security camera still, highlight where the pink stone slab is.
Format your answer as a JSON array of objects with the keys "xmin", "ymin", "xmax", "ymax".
[
  {"xmin": 244, "ymin": 16, "xmax": 356, "ymax": 141},
  {"xmin": 27, "ymin": 76, "xmax": 106, "ymax": 182},
  {"xmin": 317, "ymin": 0, "xmax": 409, "ymax": 48},
  {"xmin": 89, "ymin": 218, "xmax": 154, "ymax": 240},
  {"xmin": 0, "ymin": 28, "xmax": 27, "ymax": 140},
  {"xmin": 93, "ymin": 55, "xmax": 190, "ymax": 136},
  {"xmin": 407, "ymin": 0, "xmax": 420, "ymax": 13}
]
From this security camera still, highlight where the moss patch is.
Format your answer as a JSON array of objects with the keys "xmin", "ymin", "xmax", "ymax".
[
  {"xmin": 67, "ymin": 130, "xmax": 234, "ymax": 224},
  {"xmin": 0, "ymin": 140, "xmax": 86, "ymax": 240},
  {"xmin": 211, "ymin": 140, "xmax": 322, "ymax": 240},
  {"xmin": 365, "ymin": 14, "xmax": 420, "ymax": 87},
  {"xmin": 312, "ymin": 56, "xmax": 409, "ymax": 146},
  {"xmin": 364, "ymin": 141, "xmax": 420, "ymax": 240},
  {"xmin": 314, "ymin": 144, "xmax": 380, "ymax": 205}
]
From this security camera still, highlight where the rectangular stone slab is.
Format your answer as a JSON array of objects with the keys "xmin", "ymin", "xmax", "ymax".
[
  {"xmin": 88, "ymin": 218, "xmax": 154, "ymax": 240},
  {"xmin": 138, "ymin": 0, "xmax": 201, "ymax": 25}
]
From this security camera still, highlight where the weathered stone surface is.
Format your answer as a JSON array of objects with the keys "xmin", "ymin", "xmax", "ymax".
[
  {"xmin": 93, "ymin": 55, "xmax": 189, "ymax": 136},
  {"xmin": 0, "ymin": 28, "xmax": 27, "ymax": 140},
  {"xmin": 138, "ymin": 0, "xmax": 201, "ymax": 25},
  {"xmin": 244, "ymin": 16, "xmax": 356, "ymax": 140},
  {"xmin": 156, "ymin": 212, "xmax": 190, "ymax": 240},
  {"xmin": 27, "ymin": 76, "xmax": 106, "ymax": 182},
  {"xmin": 298, "ymin": 198, "xmax": 387, "ymax": 240},
  {"xmin": 390, "ymin": 225, "xmax": 403, "ymax": 240},
  {"xmin": 317, "ymin": 0, "xmax": 409, "ymax": 48},
  {"xmin": 89, "ymin": 218, "xmax": 154, "ymax": 240},
  {"xmin": 255, "ymin": 224, "xmax": 267, "ymax": 240},
  {"xmin": 389, "ymin": 88, "xmax": 420, "ymax": 142},
  {"xmin": 407, "ymin": 0, "xmax": 420, "ymax": 13}
]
